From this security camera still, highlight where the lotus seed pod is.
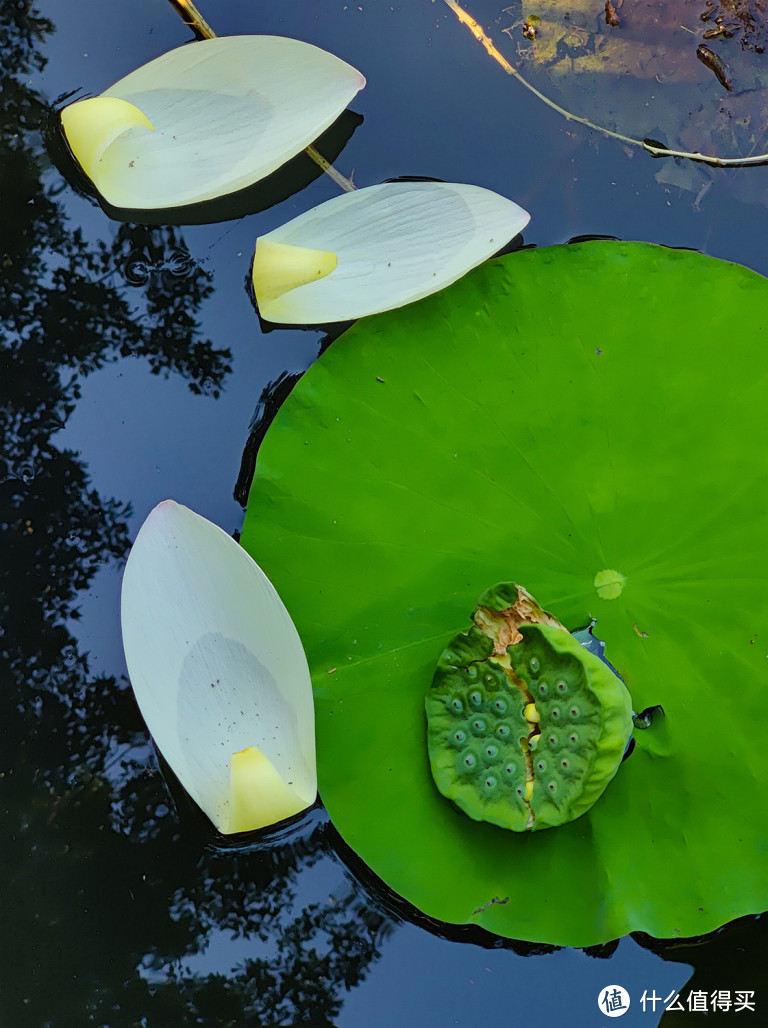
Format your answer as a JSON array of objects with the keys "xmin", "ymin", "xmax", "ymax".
[{"xmin": 426, "ymin": 584, "xmax": 633, "ymax": 832}]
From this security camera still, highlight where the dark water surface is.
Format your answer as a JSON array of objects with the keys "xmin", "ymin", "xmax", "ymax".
[{"xmin": 3, "ymin": 1, "xmax": 768, "ymax": 1024}]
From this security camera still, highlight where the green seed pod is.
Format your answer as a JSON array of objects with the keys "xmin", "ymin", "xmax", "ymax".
[{"xmin": 426, "ymin": 585, "xmax": 633, "ymax": 832}]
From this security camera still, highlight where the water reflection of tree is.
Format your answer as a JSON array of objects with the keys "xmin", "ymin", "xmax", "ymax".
[{"xmin": 1, "ymin": 6, "xmax": 390, "ymax": 1025}]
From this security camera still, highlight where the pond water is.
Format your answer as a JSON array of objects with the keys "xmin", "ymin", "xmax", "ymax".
[{"xmin": 3, "ymin": 0, "xmax": 767, "ymax": 1024}]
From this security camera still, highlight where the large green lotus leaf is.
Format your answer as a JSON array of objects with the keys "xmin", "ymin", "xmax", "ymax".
[{"xmin": 241, "ymin": 241, "xmax": 768, "ymax": 947}]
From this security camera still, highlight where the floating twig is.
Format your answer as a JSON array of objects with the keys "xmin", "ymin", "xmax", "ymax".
[{"xmin": 440, "ymin": 0, "xmax": 768, "ymax": 168}]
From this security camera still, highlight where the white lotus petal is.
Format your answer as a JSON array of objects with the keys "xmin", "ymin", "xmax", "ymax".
[
  {"xmin": 62, "ymin": 36, "xmax": 365, "ymax": 210},
  {"xmin": 251, "ymin": 181, "xmax": 530, "ymax": 323},
  {"xmin": 120, "ymin": 500, "xmax": 316, "ymax": 834}
]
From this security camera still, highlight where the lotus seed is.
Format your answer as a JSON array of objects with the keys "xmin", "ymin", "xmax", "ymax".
[
  {"xmin": 493, "ymin": 698, "xmax": 507, "ymax": 713},
  {"xmin": 486, "ymin": 745, "xmax": 498, "ymax": 758},
  {"xmin": 557, "ymin": 681, "xmax": 567, "ymax": 692},
  {"xmin": 523, "ymin": 702, "xmax": 540, "ymax": 723},
  {"xmin": 455, "ymin": 730, "xmax": 466, "ymax": 743},
  {"xmin": 451, "ymin": 698, "xmax": 463, "ymax": 711},
  {"xmin": 530, "ymin": 656, "xmax": 540, "ymax": 673},
  {"xmin": 464, "ymin": 754, "xmax": 476, "ymax": 768},
  {"xmin": 539, "ymin": 683, "xmax": 548, "ymax": 695},
  {"xmin": 470, "ymin": 691, "xmax": 482, "ymax": 706},
  {"xmin": 472, "ymin": 718, "xmax": 486, "ymax": 732},
  {"xmin": 497, "ymin": 724, "xmax": 510, "ymax": 737},
  {"xmin": 485, "ymin": 776, "xmax": 496, "ymax": 789}
]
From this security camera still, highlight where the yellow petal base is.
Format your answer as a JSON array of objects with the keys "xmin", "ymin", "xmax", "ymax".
[
  {"xmin": 226, "ymin": 746, "xmax": 310, "ymax": 834},
  {"xmin": 60, "ymin": 97, "xmax": 154, "ymax": 194},
  {"xmin": 252, "ymin": 238, "xmax": 337, "ymax": 313}
]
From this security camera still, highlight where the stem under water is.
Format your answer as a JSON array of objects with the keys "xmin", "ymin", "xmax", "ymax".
[
  {"xmin": 166, "ymin": 0, "xmax": 357, "ymax": 189},
  {"xmin": 440, "ymin": 0, "xmax": 768, "ymax": 169}
]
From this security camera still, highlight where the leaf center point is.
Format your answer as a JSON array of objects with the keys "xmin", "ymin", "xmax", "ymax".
[{"xmin": 594, "ymin": 569, "xmax": 626, "ymax": 600}]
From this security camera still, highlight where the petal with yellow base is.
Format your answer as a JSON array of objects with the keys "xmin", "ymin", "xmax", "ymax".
[
  {"xmin": 120, "ymin": 500, "xmax": 316, "ymax": 835},
  {"xmin": 59, "ymin": 35, "xmax": 365, "ymax": 210},
  {"xmin": 251, "ymin": 181, "xmax": 530, "ymax": 324}
]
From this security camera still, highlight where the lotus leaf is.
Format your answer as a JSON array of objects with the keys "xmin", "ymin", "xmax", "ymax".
[{"xmin": 242, "ymin": 241, "xmax": 768, "ymax": 946}]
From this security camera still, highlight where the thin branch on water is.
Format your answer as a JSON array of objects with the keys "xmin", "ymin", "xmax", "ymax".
[
  {"xmin": 167, "ymin": 0, "xmax": 216, "ymax": 40},
  {"xmin": 165, "ymin": 0, "xmax": 358, "ymax": 190},
  {"xmin": 440, "ymin": 0, "xmax": 768, "ymax": 168}
]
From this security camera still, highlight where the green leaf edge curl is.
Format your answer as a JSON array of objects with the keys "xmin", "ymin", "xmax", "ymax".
[{"xmin": 242, "ymin": 241, "xmax": 768, "ymax": 947}]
